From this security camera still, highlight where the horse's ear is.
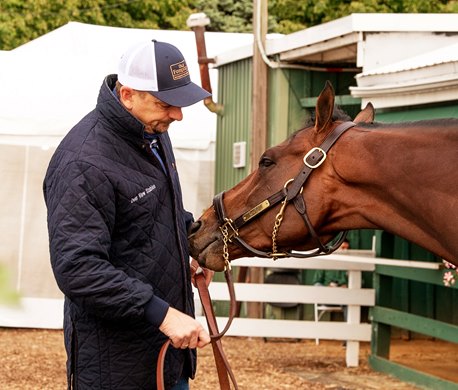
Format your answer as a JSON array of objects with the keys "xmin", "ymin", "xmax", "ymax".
[
  {"xmin": 315, "ymin": 81, "xmax": 335, "ymax": 133},
  {"xmin": 354, "ymin": 102, "xmax": 375, "ymax": 124}
]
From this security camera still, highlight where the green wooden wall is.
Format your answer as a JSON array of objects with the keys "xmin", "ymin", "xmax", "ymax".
[
  {"xmin": 375, "ymin": 101, "xmax": 458, "ymax": 122},
  {"xmin": 215, "ymin": 62, "xmax": 360, "ymax": 193},
  {"xmin": 215, "ymin": 58, "xmax": 252, "ymax": 193}
]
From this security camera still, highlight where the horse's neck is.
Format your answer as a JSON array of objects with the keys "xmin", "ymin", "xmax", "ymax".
[
  {"xmin": 339, "ymin": 126, "xmax": 456, "ymax": 192},
  {"xmin": 332, "ymin": 126, "xmax": 458, "ymax": 261}
]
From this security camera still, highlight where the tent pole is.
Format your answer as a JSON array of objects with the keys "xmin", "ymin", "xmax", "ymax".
[{"xmin": 17, "ymin": 145, "xmax": 30, "ymax": 291}]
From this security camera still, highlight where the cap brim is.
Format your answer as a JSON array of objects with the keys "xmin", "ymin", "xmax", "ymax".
[{"xmin": 150, "ymin": 82, "xmax": 211, "ymax": 108}]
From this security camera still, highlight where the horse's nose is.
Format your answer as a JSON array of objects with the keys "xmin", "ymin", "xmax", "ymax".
[{"xmin": 188, "ymin": 220, "xmax": 201, "ymax": 237}]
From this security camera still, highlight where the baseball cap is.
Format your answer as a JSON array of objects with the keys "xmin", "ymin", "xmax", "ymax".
[{"xmin": 118, "ymin": 40, "xmax": 211, "ymax": 107}]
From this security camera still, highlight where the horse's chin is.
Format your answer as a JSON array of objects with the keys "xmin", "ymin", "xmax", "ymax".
[
  {"xmin": 189, "ymin": 239, "xmax": 226, "ymax": 272},
  {"xmin": 201, "ymin": 255, "xmax": 226, "ymax": 272},
  {"xmin": 193, "ymin": 249, "xmax": 226, "ymax": 272}
]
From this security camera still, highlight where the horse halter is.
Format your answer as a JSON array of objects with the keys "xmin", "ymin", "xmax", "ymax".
[{"xmin": 212, "ymin": 121, "xmax": 356, "ymax": 263}]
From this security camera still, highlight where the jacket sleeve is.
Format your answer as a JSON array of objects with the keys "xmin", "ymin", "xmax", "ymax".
[{"xmin": 45, "ymin": 160, "xmax": 158, "ymax": 321}]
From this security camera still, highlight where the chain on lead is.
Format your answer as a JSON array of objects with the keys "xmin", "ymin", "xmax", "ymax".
[
  {"xmin": 271, "ymin": 196, "xmax": 288, "ymax": 257},
  {"xmin": 220, "ymin": 222, "xmax": 233, "ymax": 271}
]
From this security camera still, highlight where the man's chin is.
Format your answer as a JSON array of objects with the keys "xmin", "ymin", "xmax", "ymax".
[{"xmin": 153, "ymin": 121, "xmax": 174, "ymax": 133}]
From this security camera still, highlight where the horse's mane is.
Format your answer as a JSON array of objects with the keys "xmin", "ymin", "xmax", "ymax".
[{"xmin": 306, "ymin": 105, "xmax": 352, "ymax": 127}]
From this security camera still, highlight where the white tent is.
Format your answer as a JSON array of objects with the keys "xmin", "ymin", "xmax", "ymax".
[{"xmin": 0, "ymin": 22, "xmax": 252, "ymax": 328}]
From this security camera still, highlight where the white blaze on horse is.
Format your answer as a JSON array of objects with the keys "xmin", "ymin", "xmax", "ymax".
[{"xmin": 189, "ymin": 81, "xmax": 458, "ymax": 271}]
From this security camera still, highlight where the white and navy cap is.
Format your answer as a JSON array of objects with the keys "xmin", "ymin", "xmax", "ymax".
[{"xmin": 118, "ymin": 40, "xmax": 211, "ymax": 107}]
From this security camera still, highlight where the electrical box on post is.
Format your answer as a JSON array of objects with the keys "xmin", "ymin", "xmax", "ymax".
[{"xmin": 232, "ymin": 141, "xmax": 246, "ymax": 168}]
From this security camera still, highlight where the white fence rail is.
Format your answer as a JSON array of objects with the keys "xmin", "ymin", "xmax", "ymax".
[
  {"xmin": 1, "ymin": 251, "xmax": 441, "ymax": 367},
  {"xmin": 195, "ymin": 253, "xmax": 377, "ymax": 367}
]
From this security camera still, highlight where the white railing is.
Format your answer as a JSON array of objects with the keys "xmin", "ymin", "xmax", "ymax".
[
  {"xmin": 195, "ymin": 253, "xmax": 376, "ymax": 367},
  {"xmin": 1, "ymin": 251, "xmax": 441, "ymax": 368}
]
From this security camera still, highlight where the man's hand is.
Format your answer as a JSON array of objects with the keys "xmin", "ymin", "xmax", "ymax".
[
  {"xmin": 190, "ymin": 258, "xmax": 214, "ymax": 288},
  {"xmin": 159, "ymin": 307, "xmax": 210, "ymax": 349}
]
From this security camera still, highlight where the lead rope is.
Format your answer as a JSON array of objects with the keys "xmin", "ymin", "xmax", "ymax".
[{"xmin": 157, "ymin": 265, "xmax": 238, "ymax": 390}]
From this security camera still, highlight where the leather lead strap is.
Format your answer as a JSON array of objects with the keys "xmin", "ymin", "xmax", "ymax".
[
  {"xmin": 156, "ymin": 339, "xmax": 171, "ymax": 390},
  {"xmin": 195, "ymin": 273, "xmax": 238, "ymax": 389},
  {"xmin": 157, "ymin": 271, "xmax": 238, "ymax": 390}
]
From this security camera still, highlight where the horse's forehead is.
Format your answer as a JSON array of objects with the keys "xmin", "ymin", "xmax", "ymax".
[{"xmin": 282, "ymin": 127, "xmax": 318, "ymax": 151}]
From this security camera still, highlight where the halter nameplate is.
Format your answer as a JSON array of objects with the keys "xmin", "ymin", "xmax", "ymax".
[{"xmin": 242, "ymin": 200, "xmax": 270, "ymax": 222}]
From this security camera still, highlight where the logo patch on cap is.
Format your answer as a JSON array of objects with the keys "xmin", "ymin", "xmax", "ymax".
[{"xmin": 170, "ymin": 60, "xmax": 189, "ymax": 81}]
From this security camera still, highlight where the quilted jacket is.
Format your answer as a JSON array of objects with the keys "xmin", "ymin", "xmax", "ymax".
[{"xmin": 43, "ymin": 74, "xmax": 196, "ymax": 389}]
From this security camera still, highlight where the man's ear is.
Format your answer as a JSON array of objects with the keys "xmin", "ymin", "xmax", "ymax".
[{"xmin": 119, "ymin": 86, "xmax": 134, "ymax": 109}]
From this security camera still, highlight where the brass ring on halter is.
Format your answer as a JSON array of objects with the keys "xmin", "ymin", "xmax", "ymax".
[
  {"xmin": 283, "ymin": 178, "xmax": 294, "ymax": 189},
  {"xmin": 283, "ymin": 178, "xmax": 303, "ymax": 194}
]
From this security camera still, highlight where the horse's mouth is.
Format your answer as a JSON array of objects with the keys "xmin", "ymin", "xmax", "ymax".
[{"xmin": 189, "ymin": 235, "xmax": 221, "ymax": 266}]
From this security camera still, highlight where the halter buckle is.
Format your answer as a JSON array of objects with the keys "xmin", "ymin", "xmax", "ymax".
[
  {"xmin": 221, "ymin": 218, "xmax": 239, "ymax": 241},
  {"xmin": 304, "ymin": 147, "xmax": 327, "ymax": 169}
]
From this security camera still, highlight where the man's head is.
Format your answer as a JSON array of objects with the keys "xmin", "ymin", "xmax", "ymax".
[
  {"xmin": 118, "ymin": 40, "xmax": 211, "ymax": 108},
  {"xmin": 117, "ymin": 40, "xmax": 211, "ymax": 133}
]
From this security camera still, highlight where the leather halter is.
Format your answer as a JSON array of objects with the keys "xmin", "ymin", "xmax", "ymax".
[{"xmin": 213, "ymin": 121, "xmax": 356, "ymax": 260}]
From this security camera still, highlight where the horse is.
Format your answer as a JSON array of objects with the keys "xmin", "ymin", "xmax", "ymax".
[{"xmin": 188, "ymin": 81, "xmax": 458, "ymax": 272}]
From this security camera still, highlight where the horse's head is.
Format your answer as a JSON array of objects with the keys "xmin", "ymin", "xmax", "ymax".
[{"xmin": 189, "ymin": 81, "xmax": 375, "ymax": 271}]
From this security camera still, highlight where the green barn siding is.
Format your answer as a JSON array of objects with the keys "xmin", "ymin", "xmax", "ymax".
[
  {"xmin": 266, "ymin": 69, "xmax": 361, "ymax": 146},
  {"xmin": 215, "ymin": 59, "xmax": 252, "ymax": 193},
  {"xmin": 375, "ymin": 231, "xmax": 458, "ymax": 330},
  {"xmin": 267, "ymin": 69, "xmax": 290, "ymax": 146},
  {"xmin": 375, "ymin": 101, "xmax": 458, "ymax": 122},
  {"xmin": 216, "ymin": 63, "xmax": 360, "ymax": 192}
]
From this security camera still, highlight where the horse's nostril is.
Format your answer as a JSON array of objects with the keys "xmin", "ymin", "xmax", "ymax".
[{"xmin": 188, "ymin": 220, "xmax": 202, "ymax": 236}]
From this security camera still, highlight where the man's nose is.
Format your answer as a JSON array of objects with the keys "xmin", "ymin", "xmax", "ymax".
[{"xmin": 170, "ymin": 107, "xmax": 183, "ymax": 121}]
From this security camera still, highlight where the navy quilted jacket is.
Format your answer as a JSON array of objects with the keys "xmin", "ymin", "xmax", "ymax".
[{"xmin": 43, "ymin": 75, "xmax": 196, "ymax": 389}]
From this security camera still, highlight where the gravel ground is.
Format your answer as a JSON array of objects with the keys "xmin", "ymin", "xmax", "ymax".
[{"xmin": 1, "ymin": 328, "xmax": 456, "ymax": 389}]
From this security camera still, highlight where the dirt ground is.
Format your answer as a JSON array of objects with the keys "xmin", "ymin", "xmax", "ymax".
[{"xmin": 0, "ymin": 328, "xmax": 456, "ymax": 389}]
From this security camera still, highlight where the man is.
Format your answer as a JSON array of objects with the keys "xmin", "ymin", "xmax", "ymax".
[
  {"xmin": 43, "ymin": 40, "xmax": 212, "ymax": 390},
  {"xmin": 313, "ymin": 269, "xmax": 348, "ymax": 288},
  {"xmin": 313, "ymin": 239, "xmax": 350, "ymax": 288}
]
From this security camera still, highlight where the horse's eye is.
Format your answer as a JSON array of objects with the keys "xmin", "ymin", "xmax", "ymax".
[{"xmin": 259, "ymin": 156, "xmax": 275, "ymax": 167}]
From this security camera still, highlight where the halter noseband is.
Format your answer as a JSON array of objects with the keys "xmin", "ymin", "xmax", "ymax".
[{"xmin": 212, "ymin": 121, "xmax": 356, "ymax": 262}]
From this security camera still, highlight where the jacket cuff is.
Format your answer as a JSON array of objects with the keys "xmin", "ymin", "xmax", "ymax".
[{"xmin": 144, "ymin": 295, "xmax": 170, "ymax": 327}]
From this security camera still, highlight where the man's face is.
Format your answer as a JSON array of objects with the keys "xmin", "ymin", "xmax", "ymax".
[{"xmin": 120, "ymin": 87, "xmax": 183, "ymax": 134}]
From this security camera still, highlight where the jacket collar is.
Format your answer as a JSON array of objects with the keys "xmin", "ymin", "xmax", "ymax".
[{"xmin": 96, "ymin": 74, "xmax": 145, "ymax": 145}]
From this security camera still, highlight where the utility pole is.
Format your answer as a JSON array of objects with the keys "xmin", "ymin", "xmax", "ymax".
[{"xmin": 246, "ymin": 0, "xmax": 268, "ymax": 319}]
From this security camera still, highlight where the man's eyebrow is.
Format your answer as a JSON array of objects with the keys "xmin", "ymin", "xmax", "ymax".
[{"xmin": 152, "ymin": 97, "xmax": 169, "ymax": 107}]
